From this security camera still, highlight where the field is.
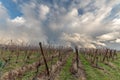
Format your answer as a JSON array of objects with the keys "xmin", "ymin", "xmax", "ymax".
[{"xmin": 0, "ymin": 42, "xmax": 120, "ymax": 80}]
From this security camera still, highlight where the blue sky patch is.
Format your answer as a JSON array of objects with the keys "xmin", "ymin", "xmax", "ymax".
[{"xmin": 0, "ymin": 0, "xmax": 22, "ymax": 19}]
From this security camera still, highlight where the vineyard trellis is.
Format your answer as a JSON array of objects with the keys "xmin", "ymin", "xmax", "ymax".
[{"xmin": 0, "ymin": 41, "xmax": 119, "ymax": 80}]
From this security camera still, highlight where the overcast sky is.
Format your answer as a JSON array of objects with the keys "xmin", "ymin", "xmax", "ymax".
[{"xmin": 0, "ymin": 0, "xmax": 120, "ymax": 49}]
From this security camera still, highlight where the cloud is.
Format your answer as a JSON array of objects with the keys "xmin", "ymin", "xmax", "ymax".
[
  {"xmin": 115, "ymin": 39, "xmax": 120, "ymax": 43},
  {"xmin": 60, "ymin": 33, "xmax": 105, "ymax": 48},
  {"xmin": 97, "ymin": 32, "xmax": 120, "ymax": 41},
  {"xmin": 0, "ymin": 2, "xmax": 29, "ymax": 45},
  {"xmin": 12, "ymin": 0, "xmax": 17, "ymax": 3},
  {"xmin": 10, "ymin": 16, "xmax": 25, "ymax": 24},
  {"xmin": 39, "ymin": 4, "xmax": 50, "ymax": 20},
  {"xmin": 0, "ymin": 0, "xmax": 120, "ymax": 49}
]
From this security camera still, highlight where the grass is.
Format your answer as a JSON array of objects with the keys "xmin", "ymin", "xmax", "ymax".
[
  {"xmin": 0, "ymin": 50, "xmax": 40, "ymax": 77},
  {"xmin": 0, "ymin": 49, "xmax": 61, "ymax": 80},
  {"xmin": 58, "ymin": 53, "xmax": 77, "ymax": 80},
  {"xmin": 1, "ymin": 48, "xmax": 120, "ymax": 80},
  {"xmin": 18, "ymin": 55, "xmax": 59, "ymax": 80},
  {"xmin": 14, "ymin": 52, "xmax": 120, "ymax": 80},
  {"xmin": 80, "ymin": 52, "xmax": 120, "ymax": 80}
]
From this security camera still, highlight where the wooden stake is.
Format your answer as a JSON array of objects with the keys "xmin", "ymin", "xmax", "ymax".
[
  {"xmin": 39, "ymin": 42, "xmax": 50, "ymax": 76},
  {"xmin": 75, "ymin": 46, "xmax": 79, "ymax": 69}
]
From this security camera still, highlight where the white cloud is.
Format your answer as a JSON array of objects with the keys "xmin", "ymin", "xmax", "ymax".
[
  {"xmin": 68, "ymin": 8, "xmax": 78, "ymax": 17},
  {"xmin": 39, "ymin": 4, "xmax": 50, "ymax": 20},
  {"xmin": 115, "ymin": 39, "xmax": 120, "ymax": 43},
  {"xmin": 0, "ymin": 2, "xmax": 29, "ymax": 45},
  {"xmin": 97, "ymin": 32, "xmax": 120, "ymax": 41},
  {"xmin": 12, "ymin": 0, "xmax": 17, "ymax": 3},
  {"xmin": 113, "ymin": 18, "xmax": 120, "ymax": 25},
  {"xmin": 1, "ymin": 0, "xmax": 120, "ymax": 49},
  {"xmin": 60, "ymin": 33, "xmax": 96, "ymax": 48},
  {"xmin": 10, "ymin": 16, "xmax": 25, "ymax": 24}
]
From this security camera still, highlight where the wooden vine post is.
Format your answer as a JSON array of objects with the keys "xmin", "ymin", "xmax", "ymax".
[
  {"xmin": 39, "ymin": 42, "xmax": 50, "ymax": 76},
  {"xmin": 75, "ymin": 46, "xmax": 79, "ymax": 69}
]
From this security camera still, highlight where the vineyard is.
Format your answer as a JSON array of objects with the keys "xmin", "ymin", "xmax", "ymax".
[{"xmin": 0, "ymin": 42, "xmax": 120, "ymax": 80}]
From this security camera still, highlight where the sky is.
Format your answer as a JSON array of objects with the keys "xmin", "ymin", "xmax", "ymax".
[{"xmin": 0, "ymin": 0, "xmax": 120, "ymax": 49}]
